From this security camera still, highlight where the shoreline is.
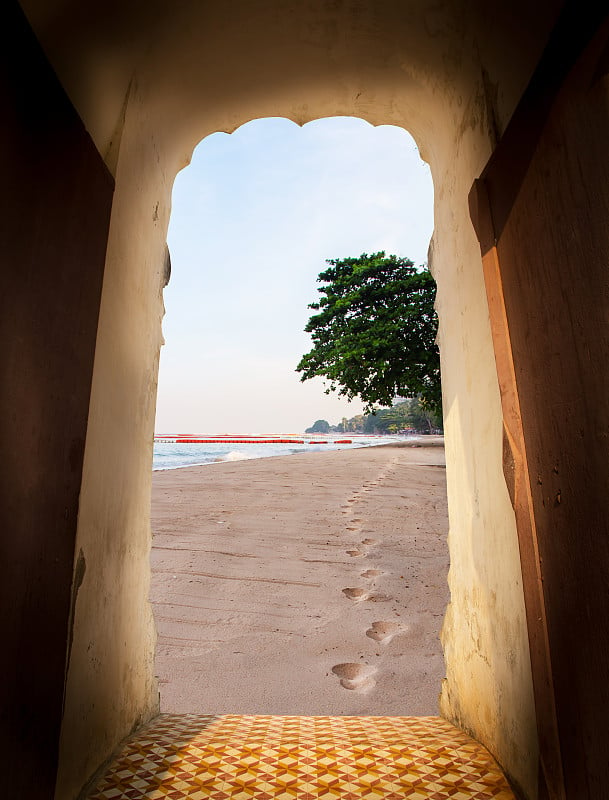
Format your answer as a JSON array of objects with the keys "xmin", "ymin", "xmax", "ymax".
[
  {"xmin": 152, "ymin": 434, "xmax": 445, "ymax": 472},
  {"xmin": 150, "ymin": 442, "xmax": 449, "ymax": 715}
]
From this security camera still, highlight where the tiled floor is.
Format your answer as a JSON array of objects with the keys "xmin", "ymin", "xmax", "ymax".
[{"xmin": 88, "ymin": 714, "xmax": 515, "ymax": 799}]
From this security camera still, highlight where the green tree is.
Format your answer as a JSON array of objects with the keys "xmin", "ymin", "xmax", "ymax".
[
  {"xmin": 361, "ymin": 401, "xmax": 410, "ymax": 433},
  {"xmin": 296, "ymin": 252, "xmax": 441, "ymax": 415},
  {"xmin": 403, "ymin": 396, "xmax": 442, "ymax": 433},
  {"xmin": 305, "ymin": 419, "xmax": 331, "ymax": 434}
]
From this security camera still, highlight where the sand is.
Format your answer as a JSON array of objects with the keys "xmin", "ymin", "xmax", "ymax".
[{"xmin": 150, "ymin": 439, "xmax": 449, "ymax": 716}]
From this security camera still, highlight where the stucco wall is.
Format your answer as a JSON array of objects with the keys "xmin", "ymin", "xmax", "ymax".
[
  {"xmin": 431, "ymin": 160, "xmax": 537, "ymax": 795},
  {"xmin": 16, "ymin": 3, "xmax": 568, "ymax": 798},
  {"xmin": 53, "ymin": 82, "xmax": 167, "ymax": 799}
]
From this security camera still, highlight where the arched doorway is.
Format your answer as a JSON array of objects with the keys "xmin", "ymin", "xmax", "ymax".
[
  {"xmin": 57, "ymin": 23, "xmax": 538, "ymax": 791},
  {"xmin": 150, "ymin": 116, "xmax": 448, "ymax": 718}
]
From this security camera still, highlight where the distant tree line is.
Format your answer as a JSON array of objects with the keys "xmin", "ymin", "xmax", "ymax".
[{"xmin": 306, "ymin": 396, "xmax": 443, "ymax": 436}]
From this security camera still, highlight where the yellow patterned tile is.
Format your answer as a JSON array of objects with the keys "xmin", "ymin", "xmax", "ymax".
[{"xmin": 87, "ymin": 715, "xmax": 516, "ymax": 800}]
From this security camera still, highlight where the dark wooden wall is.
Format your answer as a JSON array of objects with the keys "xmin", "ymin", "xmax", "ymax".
[
  {"xmin": 471, "ymin": 5, "xmax": 609, "ymax": 798},
  {"xmin": 0, "ymin": 4, "xmax": 114, "ymax": 798}
]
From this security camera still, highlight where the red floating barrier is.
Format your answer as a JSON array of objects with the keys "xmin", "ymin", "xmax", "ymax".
[
  {"xmin": 167, "ymin": 438, "xmax": 306, "ymax": 445},
  {"xmin": 156, "ymin": 435, "xmax": 357, "ymax": 446}
]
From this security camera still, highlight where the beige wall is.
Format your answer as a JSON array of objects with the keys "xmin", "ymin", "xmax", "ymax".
[
  {"xmin": 18, "ymin": 2, "xmax": 567, "ymax": 798},
  {"xmin": 53, "ymin": 81, "xmax": 167, "ymax": 798}
]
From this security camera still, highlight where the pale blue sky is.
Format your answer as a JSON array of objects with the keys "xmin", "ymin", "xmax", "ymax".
[{"xmin": 155, "ymin": 116, "xmax": 434, "ymax": 434}]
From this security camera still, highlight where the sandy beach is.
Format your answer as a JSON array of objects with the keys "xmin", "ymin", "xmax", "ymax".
[{"xmin": 150, "ymin": 440, "xmax": 448, "ymax": 716}]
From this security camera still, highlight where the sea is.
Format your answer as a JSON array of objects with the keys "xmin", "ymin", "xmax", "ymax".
[{"xmin": 152, "ymin": 433, "xmax": 418, "ymax": 471}]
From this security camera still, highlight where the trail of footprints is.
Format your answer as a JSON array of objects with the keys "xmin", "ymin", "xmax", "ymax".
[{"xmin": 331, "ymin": 459, "xmax": 406, "ymax": 692}]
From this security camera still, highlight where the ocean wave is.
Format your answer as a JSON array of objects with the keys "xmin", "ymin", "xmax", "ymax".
[{"xmin": 218, "ymin": 450, "xmax": 253, "ymax": 462}]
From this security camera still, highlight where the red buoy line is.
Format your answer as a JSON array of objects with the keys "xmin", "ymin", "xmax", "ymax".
[{"xmin": 154, "ymin": 436, "xmax": 353, "ymax": 445}]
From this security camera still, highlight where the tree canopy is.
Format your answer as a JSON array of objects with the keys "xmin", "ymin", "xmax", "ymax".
[
  {"xmin": 296, "ymin": 252, "xmax": 441, "ymax": 415},
  {"xmin": 305, "ymin": 419, "xmax": 331, "ymax": 434}
]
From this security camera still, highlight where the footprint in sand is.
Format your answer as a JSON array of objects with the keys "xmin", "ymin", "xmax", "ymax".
[
  {"xmin": 361, "ymin": 568, "xmax": 382, "ymax": 579},
  {"xmin": 366, "ymin": 621, "xmax": 402, "ymax": 644},
  {"xmin": 361, "ymin": 538, "xmax": 378, "ymax": 546},
  {"xmin": 346, "ymin": 549, "xmax": 364, "ymax": 557},
  {"xmin": 332, "ymin": 663, "xmax": 377, "ymax": 691},
  {"xmin": 342, "ymin": 587, "xmax": 368, "ymax": 601}
]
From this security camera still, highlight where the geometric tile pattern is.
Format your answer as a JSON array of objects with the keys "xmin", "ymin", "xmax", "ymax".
[{"xmin": 88, "ymin": 715, "xmax": 516, "ymax": 800}]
